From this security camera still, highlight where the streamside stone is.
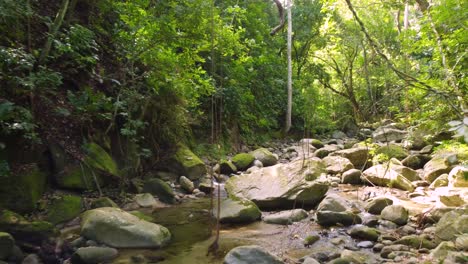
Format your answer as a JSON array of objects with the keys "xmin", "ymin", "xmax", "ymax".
[
  {"xmin": 225, "ymin": 159, "xmax": 328, "ymax": 209},
  {"xmin": 80, "ymin": 207, "xmax": 171, "ymax": 248},
  {"xmin": 322, "ymin": 156, "xmax": 354, "ymax": 174},
  {"xmin": 331, "ymin": 147, "xmax": 369, "ymax": 169},
  {"xmin": 71, "ymin": 246, "xmax": 118, "ymax": 264},
  {"xmin": 435, "ymin": 210, "xmax": 468, "ymax": 241},
  {"xmin": 365, "ymin": 197, "xmax": 393, "ymax": 215},
  {"xmin": 380, "ymin": 205, "xmax": 408, "ymax": 225},
  {"xmin": 372, "ymin": 127, "xmax": 407, "ymax": 143},
  {"xmin": 348, "ymin": 225, "xmax": 380, "ymax": 241},
  {"xmin": 0, "ymin": 232, "xmax": 14, "ymax": 259},
  {"xmin": 341, "ymin": 169, "xmax": 362, "ymax": 184},
  {"xmin": 179, "ymin": 176, "xmax": 195, "ymax": 193},
  {"xmin": 219, "ymin": 160, "xmax": 237, "ymax": 174},
  {"xmin": 170, "ymin": 144, "xmax": 206, "ymax": 180},
  {"xmin": 250, "ymin": 148, "xmax": 278, "ymax": 167},
  {"xmin": 315, "ymin": 194, "xmax": 361, "ymax": 226},
  {"xmin": 46, "ymin": 195, "xmax": 82, "ymax": 224},
  {"xmin": 0, "ymin": 210, "xmax": 58, "ymax": 244},
  {"xmin": 361, "ymin": 164, "xmax": 414, "ymax": 192},
  {"xmin": 423, "ymin": 155, "xmax": 455, "ymax": 183},
  {"xmin": 90, "ymin": 197, "xmax": 118, "ymax": 209},
  {"xmin": 213, "ymin": 199, "xmax": 261, "ymax": 224},
  {"xmin": 231, "ymin": 153, "xmax": 255, "ymax": 171},
  {"xmin": 448, "ymin": 166, "xmax": 468, "ymax": 188},
  {"xmin": 263, "ymin": 209, "xmax": 308, "ymax": 225},
  {"xmin": 394, "ymin": 235, "xmax": 438, "ymax": 249},
  {"xmin": 142, "ymin": 178, "xmax": 175, "ymax": 204},
  {"xmin": 224, "ymin": 245, "xmax": 284, "ymax": 264}
]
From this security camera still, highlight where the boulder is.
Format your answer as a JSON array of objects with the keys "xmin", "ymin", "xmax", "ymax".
[
  {"xmin": 394, "ymin": 235, "xmax": 438, "ymax": 249},
  {"xmin": 435, "ymin": 210, "xmax": 468, "ymax": 241},
  {"xmin": 0, "ymin": 232, "xmax": 14, "ymax": 259},
  {"xmin": 448, "ymin": 166, "xmax": 468, "ymax": 187},
  {"xmin": 179, "ymin": 176, "xmax": 195, "ymax": 193},
  {"xmin": 300, "ymin": 138, "xmax": 324, "ymax": 149},
  {"xmin": 340, "ymin": 249, "xmax": 377, "ymax": 264},
  {"xmin": 389, "ymin": 164, "xmax": 420, "ymax": 182},
  {"xmin": 71, "ymin": 246, "xmax": 118, "ymax": 264},
  {"xmin": 316, "ymin": 194, "xmax": 348, "ymax": 212},
  {"xmin": 380, "ymin": 205, "xmax": 408, "ymax": 225},
  {"xmin": 170, "ymin": 144, "xmax": 206, "ymax": 180},
  {"xmin": 332, "ymin": 131, "xmax": 347, "ymax": 139},
  {"xmin": 455, "ymin": 234, "xmax": 468, "ymax": 251},
  {"xmin": 231, "ymin": 153, "xmax": 255, "ymax": 171},
  {"xmin": 429, "ymin": 174, "xmax": 449, "ymax": 188},
  {"xmin": 80, "ymin": 207, "xmax": 171, "ymax": 248},
  {"xmin": 401, "ymin": 154, "xmax": 430, "ymax": 170},
  {"xmin": 263, "ymin": 209, "xmax": 308, "ymax": 225},
  {"xmin": 361, "ymin": 164, "xmax": 414, "ymax": 192},
  {"xmin": 0, "ymin": 163, "xmax": 47, "ymax": 213},
  {"xmin": 429, "ymin": 241, "xmax": 456, "ymax": 262},
  {"xmin": 213, "ymin": 199, "xmax": 261, "ymax": 224},
  {"xmin": 225, "ymin": 159, "xmax": 328, "ymax": 209},
  {"xmin": 315, "ymin": 194, "xmax": 361, "ymax": 226},
  {"xmin": 331, "ymin": 147, "xmax": 369, "ymax": 169},
  {"xmin": 375, "ymin": 144, "xmax": 409, "ymax": 160},
  {"xmin": 90, "ymin": 197, "xmax": 118, "ymax": 209},
  {"xmin": 250, "ymin": 148, "xmax": 278, "ymax": 167},
  {"xmin": 348, "ymin": 225, "xmax": 380, "ymax": 241},
  {"xmin": 365, "ymin": 197, "xmax": 393, "ymax": 215},
  {"xmin": 439, "ymin": 194, "xmax": 466, "ymax": 207},
  {"xmin": 46, "ymin": 195, "xmax": 82, "ymax": 224},
  {"xmin": 134, "ymin": 193, "xmax": 157, "ymax": 208},
  {"xmin": 219, "ymin": 160, "xmax": 237, "ymax": 174},
  {"xmin": 423, "ymin": 155, "xmax": 456, "ymax": 183},
  {"xmin": 0, "ymin": 210, "xmax": 57, "ymax": 244},
  {"xmin": 224, "ymin": 245, "xmax": 283, "ymax": 264},
  {"xmin": 142, "ymin": 178, "xmax": 175, "ymax": 204},
  {"xmin": 341, "ymin": 169, "xmax": 362, "ymax": 184},
  {"xmin": 322, "ymin": 156, "xmax": 354, "ymax": 174},
  {"xmin": 372, "ymin": 127, "xmax": 407, "ymax": 143}
]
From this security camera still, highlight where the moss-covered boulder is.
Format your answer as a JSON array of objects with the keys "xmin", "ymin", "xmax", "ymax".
[
  {"xmin": 81, "ymin": 207, "xmax": 171, "ymax": 248},
  {"xmin": 83, "ymin": 143, "xmax": 120, "ymax": 177},
  {"xmin": 250, "ymin": 148, "xmax": 278, "ymax": 167},
  {"xmin": 170, "ymin": 145, "xmax": 206, "ymax": 180},
  {"xmin": 0, "ymin": 210, "xmax": 58, "ymax": 244},
  {"xmin": 213, "ymin": 198, "xmax": 261, "ymax": 224},
  {"xmin": 435, "ymin": 210, "xmax": 468, "ymax": 241},
  {"xmin": 219, "ymin": 159, "xmax": 237, "ymax": 174},
  {"xmin": 401, "ymin": 154, "xmax": 430, "ymax": 170},
  {"xmin": 0, "ymin": 163, "xmax": 47, "ymax": 213},
  {"xmin": 364, "ymin": 197, "xmax": 393, "ymax": 215},
  {"xmin": 348, "ymin": 225, "xmax": 380, "ymax": 241},
  {"xmin": 143, "ymin": 178, "xmax": 175, "ymax": 204},
  {"xmin": 90, "ymin": 197, "xmax": 118, "ymax": 209},
  {"xmin": 331, "ymin": 147, "xmax": 369, "ymax": 169},
  {"xmin": 0, "ymin": 232, "xmax": 14, "ymax": 259},
  {"xmin": 380, "ymin": 205, "xmax": 408, "ymax": 225},
  {"xmin": 46, "ymin": 195, "xmax": 83, "ymax": 224},
  {"xmin": 394, "ymin": 235, "xmax": 438, "ymax": 249},
  {"xmin": 375, "ymin": 145, "xmax": 409, "ymax": 161},
  {"xmin": 231, "ymin": 153, "xmax": 255, "ymax": 171}
]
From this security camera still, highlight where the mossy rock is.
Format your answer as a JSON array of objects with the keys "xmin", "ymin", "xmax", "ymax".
[
  {"xmin": 231, "ymin": 153, "xmax": 255, "ymax": 171},
  {"xmin": 55, "ymin": 164, "xmax": 101, "ymax": 190},
  {"xmin": 395, "ymin": 235, "xmax": 438, "ymax": 249},
  {"xmin": 0, "ymin": 163, "xmax": 47, "ymax": 213},
  {"xmin": 46, "ymin": 195, "xmax": 83, "ymax": 224},
  {"xmin": 130, "ymin": 211, "xmax": 154, "ymax": 222},
  {"xmin": 84, "ymin": 143, "xmax": 120, "ymax": 177},
  {"xmin": 142, "ymin": 178, "xmax": 175, "ymax": 204},
  {"xmin": 0, "ymin": 210, "xmax": 58, "ymax": 244},
  {"xmin": 303, "ymin": 235, "xmax": 320, "ymax": 247},
  {"xmin": 90, "ymin": 197, "xmax": 118, "ymax": 209},
  {"xmin": 171, "ymin": 144, "xmax": 206, "ymax": 180},
  {"xmin": 249, "ymin": 148, "xmax": 277, "ymax": 167},
  {"xmin": 310, "ymin": 139, "xmax": 324, "ymax": 149},
  {"xmin": 375, "ymin": 144, "xmax": 408, "ymax": 160},
  {"xmin": 219, "ymin": 159, "xmax": 237, "ymax": 174},
  {"xmin": 0, "ymin": 232, "xmax": 14, "ymax": 259}
]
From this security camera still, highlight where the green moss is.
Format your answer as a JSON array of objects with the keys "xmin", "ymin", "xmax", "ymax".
[
  {"xmin": 84, "ymin": 142, "xmax": 120, "ymax": 177},
  {"xmin": 219, "ymin": 159, "xmax": 237, "ymax": 174},
  {"xmin": 90, "ymin": 197, "xmax": 118, "ymax": 209},
  {"xmin": 231, "ymin": 153, "xmax": 255, "ymax": 171},
  {"xmin": 375, "ymin": 144, "xmax": 408, "ymax": 160},
  {"xmin": 58, "ymin": 164, "xmax": 96, "ymax": 190},
  {"xmin": 46, "ymin": 195, "xmax": 82, "ymax": 224},
  {"xmin": 310, "ymin": 139, "xmax": 324, "ymax": 149},
  {"xmin": 395, "ymin": 235, "xmax": 438, "ymax": 249},
  {"xmin": 0, "ymin": 164, "xmax": 46, "ymax": 213},
  {"xmin": 434, "ymin": 141, "xmax": 468, "ymax": 162},
  {"xmin": 0, "ymin": 210, "xmax": 58, "ymax": 242},
  {"xmin": 143, "ymin": 178, "xmax": 175, "ymax": 204},
  {"xmin": 172, "ymin": 144, "xmax": 206, "ymax": 180},
  {"xmin": 303, "ymin": 235, "xmax": 320, "ymax": 247},
  {"xmin": 130, "ymin": 211, "xmax": 154, "ymax": 222}
]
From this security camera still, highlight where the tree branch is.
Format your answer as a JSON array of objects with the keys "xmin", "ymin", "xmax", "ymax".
[{"xmin": 270, "ymin": 0, "xmax": 285, "ymax": 36}]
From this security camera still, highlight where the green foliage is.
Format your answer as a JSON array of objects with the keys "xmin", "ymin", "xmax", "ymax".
[
  {"xmin": 434, "ymin": 141, "xmax": 468, "ymax": 163},
  {"xmin": 0, "ymin": 100, "xmax": 38, "ymax": 141}
]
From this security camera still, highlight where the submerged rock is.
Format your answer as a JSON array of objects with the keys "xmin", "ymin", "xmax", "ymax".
[
  {"xmin": 225, "ymin": 159, "xmax": 328, "ymax": 209},
  {"xmin": 213, "ymin": 198, "xmax": 261, "ymax": 224},
  {"xmin": 263, "ymin": 209, "xmax": 308, "ymax": 225},
  {"xmin": 80, "ymin": 207, "xmax": 171, "ymax": 248},
  {"xmin": 224, "ymin": 245, "xmax": 283, "ymax": 264}
]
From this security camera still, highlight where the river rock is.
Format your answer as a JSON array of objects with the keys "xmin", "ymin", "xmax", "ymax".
[
  {"xmin": 341, "ymin": 169, "xmax": 362, "ymax": 184},
  {"xmin": 170, "ymin": 144, "xmax": 206, "ymax": 180},
  {"xmin": 439, "ymin": 193, "xmax": 466, "ymax": 207},
  {"xmin": 302, "ymin": 257, "xmax": 320, "ymax": 264},
  {"xmin": 300, "ymin": 138, "xmax": 324, "ymax": 149},
  {"xmin": 213, "ymin": 198, "xmax": 261, "ymax": 224},
  {"xmin": 448, "ymin": 166, "xmax": 468, "ymax": 187},
  {"xmin": 80, "ymin": 207, "xmax": 171, "ymax": 248},
  {"xmin": 389, "ymin": 164, "xmax": 420, "ymax": 182},
  {"xmin": 380, "ymin": 244, "xmax": 410, "ymax": 258},
  {"xmin": 21, "ymin": 254, "xmax": 42, "ymax": 264},
  {"xmin": 348, "ymin": 225, "xmax": 380, "ymax": 241},
  {"xmin": 263, "ymin": 209, "xmax": 308, "ymax": 225},
  {"xmin": 365, "ymin": 197, "xmax": 393, "ymax": 215},
  {"xmin": 316, "ymin": 194, "xmax": 361, "ymax": 226},
  {"xmin": 90, "ymin": 197, "xmax": 118, "ymax": 209},
  {"xmin": 380, "ymin": 205, "xmax": 408, "ymax": 225},
  {"xmin": 401, "ymin": 154, "xmax": 430, "ymax": 170},
  {"xmin": 375, "ymin": 144, "xmax": 409, "ymax": 160},
  {"xmin": 179, "ymin": 176, "xmax": 195, "ymax": 193},
  {"xmin": 46, "ymin": 195, "xmax": 82, "ymax": 225},
  {"xmin": 361, "ymin": 164, "xmax": 414, "ymax": 191},
  {"xmin": 71, "ymin": 246, "xmax": 118, "ymax": 264},
  {"xmin": 219, "ymin": 160, "xmax": 237, "ymax": 174},
  {"xmin": 0, "ymin": 210, "xmax": 58, "ymax": 244},
  {"xmin": 435, "ymin": 210, "xmax": 468, "ymax": 241},
  {"xmin": 429, "ymin": 241, "xmax": 456, "ymax": 261},
  {"xmin": 0, "ymin": 232, "xmax": 14, "ymax": 259},
  {"xmin": 330, "ymin": 147, "xmax": 369, "ymax": 169},
  {"xmin": 455, "ymin": 234, "xmax": 468, "ymax": 250},
  {"xmin": 340, "ymin": 249, "xmax": 377, "ymax": 264},
  {"xmin": 322, "ymin": 156, "xmax": 354, "ymax": 174},
  {"xmin": 224, "ymin": 245, "xmax": 283, "ymax": 264},
  {"xmin": 231, "ymin": 153, "xmax": 255, "ymax": 171},
  {"xmin": 250, "ymin": 148, "xmax": 278, "ymax": 167},
  {"xmin": 394, "ymin": 234, "xmax": 438, "ymax": 249},
  {"xmin": 423, "ymin": 155, "xmax": 456, "ymax": 183},
  {"xmin": 372, "ymin": 126, "xmax": 407, "ymax": 143},
  {"xmin": 142, "ymin": 178, "xmax": 175, "ymax": 203},
  {"xmin": 429, "ymin": 173, "xmax": 449, "ymax": 188},
  {"xmin": 225, "ymin": 159, "xmax": 328, "ymax": 209},
  {"xmin": 134, "ymin": 193, "xmax": 157, "ymax": 208}
]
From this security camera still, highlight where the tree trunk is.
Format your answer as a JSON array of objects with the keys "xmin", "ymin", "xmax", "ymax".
[{"xmin": 285, "ymin": 0, "xmax": 292, "ymax": 133}]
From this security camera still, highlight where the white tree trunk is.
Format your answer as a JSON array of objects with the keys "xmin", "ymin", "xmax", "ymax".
[{"xmin": 285, "ymin": 0, "xmax": 292, "ymax": 132}]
